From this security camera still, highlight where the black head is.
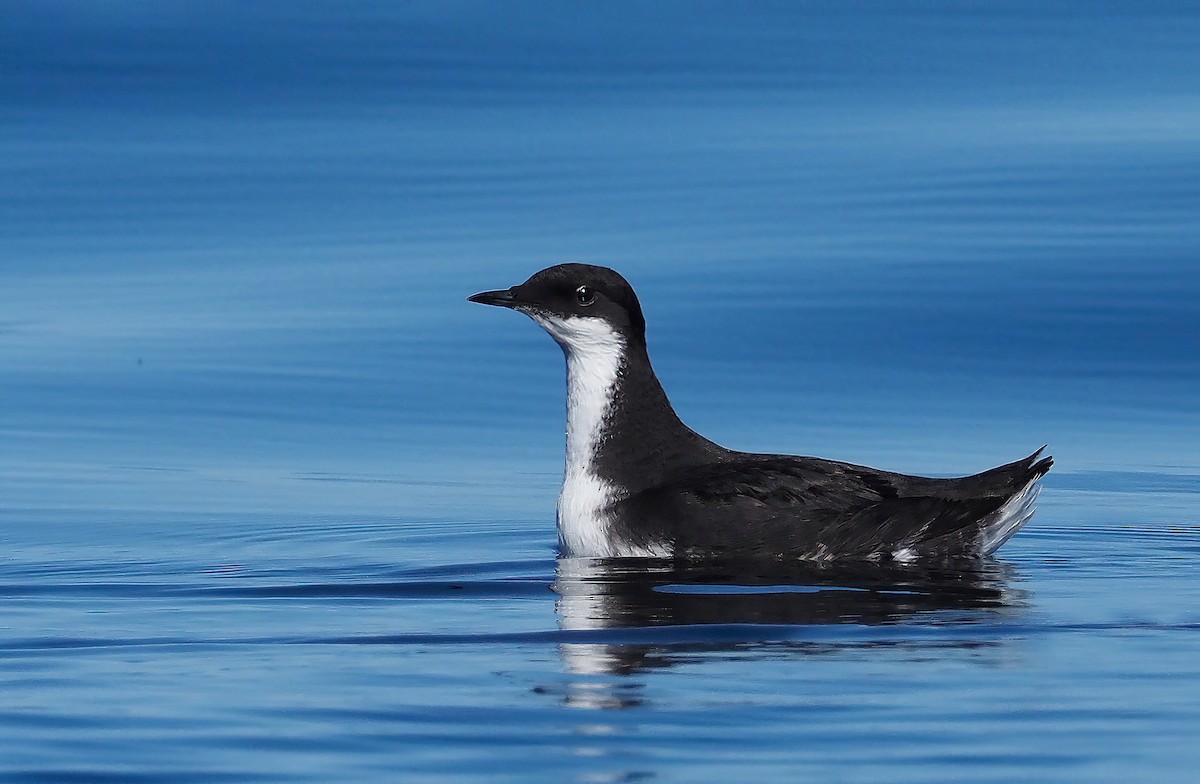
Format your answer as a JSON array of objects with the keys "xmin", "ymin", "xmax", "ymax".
[{"xmin": 469, "ymin": 263, "xmax": 647, "ymax": 343}]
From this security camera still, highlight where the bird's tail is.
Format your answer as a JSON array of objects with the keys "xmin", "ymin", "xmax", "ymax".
[{"xmin": 979, "ymin": 446, "xmax": 1053, "ymax": 555}]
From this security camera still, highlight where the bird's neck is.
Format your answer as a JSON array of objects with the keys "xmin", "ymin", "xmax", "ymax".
[
  {"xmin": 562, "ymin": 338, "xmax": 719, "ymax": 495},
  {"xmin": 561, "ymin": 338, "xmax": 623, "ymax": 483}
]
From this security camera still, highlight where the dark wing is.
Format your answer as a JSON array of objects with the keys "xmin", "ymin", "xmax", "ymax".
[{"xmin": 610, "ymin": 448, "xmax": 1052, "ymax": 560}]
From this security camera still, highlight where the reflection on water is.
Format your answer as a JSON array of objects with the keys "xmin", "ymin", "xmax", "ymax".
[{"xmin": 554, "ymin": 557, "xmax": 1021, "ymax": 688}]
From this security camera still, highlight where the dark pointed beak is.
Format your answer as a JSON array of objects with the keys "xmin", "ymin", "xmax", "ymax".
[{"xmin": 468, "ymin": 287, "xmax": 520, "ymax": 308}]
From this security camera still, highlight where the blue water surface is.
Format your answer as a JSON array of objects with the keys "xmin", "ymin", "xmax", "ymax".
[{"xmin": 2, "ymin": 3, "xmax": 1199, "ymax": 782}]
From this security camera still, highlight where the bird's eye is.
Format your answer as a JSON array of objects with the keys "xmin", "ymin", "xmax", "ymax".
[{"xmin": 575, "ymin": 285, "xmax": 596, "ymax": 306}]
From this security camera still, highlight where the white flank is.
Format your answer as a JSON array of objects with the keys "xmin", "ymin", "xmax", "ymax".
[
  {"xmin": 979, "ymin": 477, "xmax": 1043, "ymax": 555},
  {"xmin": 530, "ymin": 313, "xmax": 667, "ymax": 557}
]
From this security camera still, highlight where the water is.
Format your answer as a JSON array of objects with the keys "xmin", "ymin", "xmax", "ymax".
[{"xmin": 2, "ymin": 2, "xmax": 1199, "ymax": 781}]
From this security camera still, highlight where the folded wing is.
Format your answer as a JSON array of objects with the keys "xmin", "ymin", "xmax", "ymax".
[{"xmin": 611, "ymin": 448, "xmax": 1052, "ymax": 560}]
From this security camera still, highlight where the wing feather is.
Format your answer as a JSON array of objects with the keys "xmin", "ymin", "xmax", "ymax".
[{"xmin": 610, "ymin": 451, "xmax": 1048, "ymax": 559}]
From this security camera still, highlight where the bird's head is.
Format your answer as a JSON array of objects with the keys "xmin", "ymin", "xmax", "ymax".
[{"xmin": 469, "ymin": 263, "xmax": 647, "ymax": 353}]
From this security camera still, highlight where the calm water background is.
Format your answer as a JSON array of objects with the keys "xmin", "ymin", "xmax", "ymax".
[{"xmin": 2, "ymin": 2, "xmax": 1199, "ymax": 781}]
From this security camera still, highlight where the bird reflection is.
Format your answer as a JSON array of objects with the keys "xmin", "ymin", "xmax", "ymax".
[{"xmin": 552, "ymin": 556, "xmax": 1023, "ymax": 694}]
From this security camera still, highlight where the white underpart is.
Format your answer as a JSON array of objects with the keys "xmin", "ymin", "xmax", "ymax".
[
  {"xmin": 979, "ymin": 477, "xmax": 1042, "ymax": 555},
  {"xmin": 529, "ymin": 312, "xmax": 670, "ymax": 558}
]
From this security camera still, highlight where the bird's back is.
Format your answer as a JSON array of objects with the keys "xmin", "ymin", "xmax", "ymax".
[{"xmin": 609, "ymin": 448, "xmax": 1053, "ymax": 561}]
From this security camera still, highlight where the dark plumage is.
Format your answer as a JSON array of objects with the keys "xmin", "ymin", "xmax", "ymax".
[
  {"xmin": 470, "ymin": 263, "xmax": 1052, "ymax": 562},
  {"xmin": 612, "ymin": 448, "xmax": 1052, "ymax": 560}
]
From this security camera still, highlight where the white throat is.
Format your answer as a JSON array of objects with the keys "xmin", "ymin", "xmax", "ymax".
[{"xmin": 530, "ymin": 313, "xmax": 627, "ymax": 556}]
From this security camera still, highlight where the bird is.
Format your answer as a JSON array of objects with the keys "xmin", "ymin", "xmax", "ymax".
[{"xmin": 469, "ymin": 263, "xmax": 1052, "ymax": 562}]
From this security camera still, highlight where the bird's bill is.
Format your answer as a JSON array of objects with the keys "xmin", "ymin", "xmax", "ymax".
[{"xmin": 467, "ymin": 288, "xmax": 520, "ymax": 308}]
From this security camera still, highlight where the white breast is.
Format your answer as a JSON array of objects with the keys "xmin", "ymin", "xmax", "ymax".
[{"xmin": 529, "ymin": 313, "xmax": 668, "ymax": 557}]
